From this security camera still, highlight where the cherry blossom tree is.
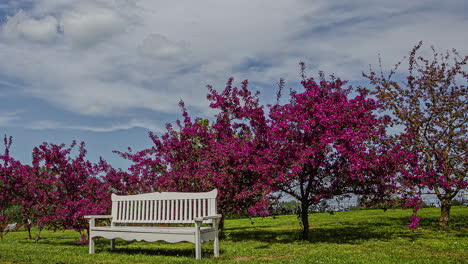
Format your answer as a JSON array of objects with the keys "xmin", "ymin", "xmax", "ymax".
[
  {"xmin": 22, "ymin": 141, "xmax": 111, "ymax": 238},
  {"xmin": 365, "ymin": 42, "xmax": 467, "ymax": 228},
  {"xmin": 262, "ymin": 68, "xmax": 401, "ymax": 239},
  {"xmin": 117, "ymin": 91, "xmax": 271, "ymax": 227},
  {"xmin": 0, "ymin": 135, "xmax": 20, "ymax": 239}
]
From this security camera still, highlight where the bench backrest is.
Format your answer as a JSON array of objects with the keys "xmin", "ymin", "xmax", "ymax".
[{"xmin": 111, "ymin": 189, "xmax": 218, "ymax": 224}]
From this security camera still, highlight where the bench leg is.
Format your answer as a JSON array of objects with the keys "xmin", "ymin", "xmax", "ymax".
[
  {"xmin": 214, "ymin": 220, "xmax": 219, "ymax": 257},
  {"xmin": 195, "ymin": 240, "xmax": 201, "ymax": 259},
  {"xmin": 214, "ymin": 235, "xmax": 219, "ymax": 257},
  {"xmin": 89, "ymin": 237, "xmax": 95, "ymax": 254},
  {"xmin": 195, "ymin": 221, "xmax": 202, "ymax": 259},
  {"xmin": 110, "ymin": 239, "xmax": 115, "ymax": 251}
]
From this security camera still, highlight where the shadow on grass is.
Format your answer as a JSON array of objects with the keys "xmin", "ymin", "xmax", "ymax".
[
  {"xmin": 386, "ymin": 214, "xmax": 468, "ymax": 234},
  {"xmin": 225, "ymin": 214, "xmax": 468, "ymax": 244},
  {"xmin": 104, "ymin": 247, "xmax": 195, "ymax": 257},
  {"xmin": 28, "ymin": 214, "xmax": 467, "ymax": 249},
  {"xmin": 28, "ymin": 238, "xmax": 222, "ymax": 258},
  {"xmin": 97, "ymin": 241, "xmax": 223, "ymax": 258},
  {"xmin": 226, "ymin": 221, "xmax": 409, "ymax": 244}
]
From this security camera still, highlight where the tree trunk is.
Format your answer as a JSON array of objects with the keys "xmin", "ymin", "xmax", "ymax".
[
  {"xmin": 300, "ymin": 202, "xmax": 309, "ymax": 240},
  {"xmin": 27, "ymin": 225, "xmax": 32, "ymax": 239},
  {"xmin": 218, "ymin": 217, "xmax": 225, "ymax": 239},
  {"xmin": 23, "ymin": 219, "xmax": 32, "ymax": 239},
  {"xmin": 439, "ymin": 199, "xmax": 451, "ymax": 229}
]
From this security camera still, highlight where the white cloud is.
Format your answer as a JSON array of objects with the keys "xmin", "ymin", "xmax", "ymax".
[
  {"xmin": 60, "ymin": 2, "xmax": 131, "ymax": 48},
  {"xmin": 139, "ymin": 34, "xmax": 190, "ymax": 60},
  {"xmin": 1, "ymin": 10, "xmax": 59, "ymax": 42},
  {"xmin": 30, "ymin": 119, "xmax": 163, "ymax": 132},
  {"xmin": 0, "ymin": 112, "xmax": 20, "ymax": 127}
]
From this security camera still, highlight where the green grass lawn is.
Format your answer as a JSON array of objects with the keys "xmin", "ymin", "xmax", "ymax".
[{"xmin": 0, "ymin": 207, "xmax": 466, "ymax": 263}]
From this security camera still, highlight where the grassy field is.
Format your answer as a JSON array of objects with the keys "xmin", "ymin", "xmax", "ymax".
[{"xmin": 0, "ymin": 207, "xmax": 466, "ymax": 263}]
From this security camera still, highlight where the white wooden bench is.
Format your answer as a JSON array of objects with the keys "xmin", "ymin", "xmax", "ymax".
[{"xmin": 85, "ymin": 189, "xmax": 221, "ymax": 259}]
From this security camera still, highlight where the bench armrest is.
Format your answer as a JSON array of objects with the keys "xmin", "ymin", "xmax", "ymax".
[
  {"xmin": 84, "ymin": 215, "xmax": 113, "ymax": 219},
  {"xmin": 194, "ymin": 214, "xmax": 222, "ymax": 222}
]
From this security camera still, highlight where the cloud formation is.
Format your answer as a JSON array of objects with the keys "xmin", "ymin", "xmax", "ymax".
[
  {"xmin": 29, "ymin": 118, "xmax": 163, "ymax": 133},
  {"xmin": 0, "ymin": 111, "xmax": 19, "ymax": 126},
  {"xmin": 2, "ymin": 10, "xmax": 59, "ymax": 42},
  {"xmin": 0, "ymin": 0, "xmax": 466, "ymax": 124}
]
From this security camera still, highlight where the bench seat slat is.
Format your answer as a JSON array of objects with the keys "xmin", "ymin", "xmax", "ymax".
[{"xmin": 92, "ymin": 226, "xmax": 213, "ymax": 234}]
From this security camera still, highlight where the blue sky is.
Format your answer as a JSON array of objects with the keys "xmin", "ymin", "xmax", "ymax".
[{"xmin": 1, "ymin": 0, "xmax": 467, "ymax": 169}]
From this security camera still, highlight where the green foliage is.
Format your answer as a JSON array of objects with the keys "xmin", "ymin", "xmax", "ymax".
[{"xmin": 0, "ymin": 207, "xmax": 466, "ymax": 263}]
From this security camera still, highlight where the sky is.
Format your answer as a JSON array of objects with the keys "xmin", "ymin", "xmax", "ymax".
[{"xmin": 0, "ymin": 0, "xmax": 467, "ymax": 169}]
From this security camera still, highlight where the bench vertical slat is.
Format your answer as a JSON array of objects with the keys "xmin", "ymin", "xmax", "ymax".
[
  {"xmin": 173, "ymin": 200, "xmax": 177, "ymax": 222},
  {"xmin": 132, "ymin": 200, "xmax": 136, "ymax": 221},
  {"xmin": 123, "ymin": 201, "xmax": 127, "ymax": 222},
  {"xmin": 142, "ymin": 200, "xmax": 145, "ymax": 221},
  {"xmin": 192, "ymin": 199, "xmax": 196, "ymax": 218},
  {"xmin": 189, "ymin": 199, "xmax": 193, "ymax": 221},
  {"xmin": 139, "ymin": 200, "xmax": 142, "ymax": 221},
  {"xmin": 208, "ymin": 199, "xmax": 212, "ymax": 217},
  {"xmin": 114, "ymin": 201, "xmax": 118, "ymax": 222},
  {"xmin": 157, "ymin": 200, "xmax": 161, "ymax": 221},
  {"xmin": 145, "ymin": 200, "xmax": 149, "ymax": 222},
  {"xmin": 163, "ymin": 200, "xmax": 167, "ymax": 221},
  {"xmin": 167, "ymin": 200, "xmax": 171, "ymax": 222},
  {"xmin": 184, "ymin": 199, "xmax": 188, "ymax": 222},
  {"xmin": 202, "ymin": 199, "xmax": 206, "ymax": 217},
  {"xmin": 197, "ymin": 199, "xmax": 201, "ymax": 218},
  {"xmin": 133, "ymin": 201, "xmax": 137, "ymax": 221},
  {"xmin": 143, "ymin": 200, "xmax": 146, "ymax": 221},
  {"xmin": 140, "ymin": 200, "xmax": 143, "ymax": 221},
  {"xmin": 150, "ymin": 200, "xmax": 154, "ymax": 221},
  {"xmin": 212, "ymin": 198, "xmax": 216, "ymax": 214},
  {"xmin": 135, "ymin": 200, "xmax": 139, "ymax": 221},
  {"xmin": 168, "ymin": 200, "xmax": 171, "ymax": 221},
  {"xmin": 117, "ymin": 201, "xmax": 122, "ymax": 221},
  {"xmin": 127, "ymin": 201, "xmax": 131, "ymax": 222},
  {"xmin": 173, "ymin": 200, "xmax": 176, "ymax": 222},
  {"xmin": 156, "ymin": 200, "xmax": 159, "ymax": 221},
  {"xmin": 170, "ymin": 200, "xmax": 174, "ymax": 222},
  {"xmin": 136, "ymin": 200, "xmax": 140, "ymax": 221},
  {"xmin": 179, "ymin": 200, "xmax": 183, "ymax": 222},
  {"xmin": 121, "ymin": 201, "xmax": 124, "ymax": 222}
]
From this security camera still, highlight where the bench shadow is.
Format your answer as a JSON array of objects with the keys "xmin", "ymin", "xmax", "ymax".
[
  {"xmin": 105, "ymin": 247, "xmax": 195, "ymax": 257},
  {"xmin": 99, "ymin": 243, "xmax": 224, "ymax": 258}
]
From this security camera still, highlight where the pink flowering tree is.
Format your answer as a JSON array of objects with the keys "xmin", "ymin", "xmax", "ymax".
[
  {"xmin": 22, "ymin": 141, "xmax": 111, "ymax": 239},
  {"xmin": 13, "ymin": 162, "xmax": 60, "ymax": 239},
  {"xmin": 0, "ymin": 135, "xmax": 52, "ymax": 239},
  {"xmin": 365, "ymin": 42, "xmax": 468, "ymax": 228},
  {"xmin": 0, "ymin": 135, "xmax": 22, "ymax": 239},
  {"xmin": 117, "ymin": 89, "xmax": 271, "ymax": 227},
  {"xmin": 204, "ymin": 70, "xmax": 401, "ymax": 239},
  {"xmin": 261, "ymin": 69, "xmax": 400, "ymax": 239}
]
